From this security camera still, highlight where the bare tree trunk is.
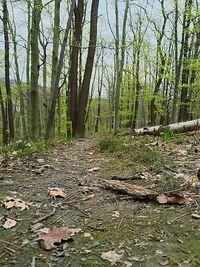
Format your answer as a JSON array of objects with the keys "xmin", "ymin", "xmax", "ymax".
[
  {"xmin": 114, "ymin": 0, "xmax": 129, "ymax": 134},
  {"xmin": 76, "ymin": 0, "xmax": 100, "ymax": 137},
  {"xmin": 95, "ymin": 53, "xmax": 104, "ymax": 132},
  {"xmin": 46, "ymin": 0, "xmax": 76, "ymax": 139},
  {"xmin": 68, "ymin": 0, "xmax": 84, "ymax": 137},
  {"xmin": 2, "ymin": 0, "xmax": 14, "ymax": 141},
  {"xmin": 49, "ymin": 0, "xmax": 61, "ymax": 138},
  {"xmin": 0, "ymin": 87, "xmax": 8, "ymax": 145},
  {"xmin": 26, "ymin": 1, "xmax": 31, "ymax": 137},
  {"xmin": 178, "ymin": 0, "xmax": 193, "ymax": 122},
  {"xmin": 30, "ymin": 0, "xmax": 42, "ymax": 139},
  {"xmin": 9, "ymin": 3, "xmax": 27, "ymax": 139}
]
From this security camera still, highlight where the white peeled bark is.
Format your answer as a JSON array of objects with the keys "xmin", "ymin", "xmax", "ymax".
[{"xmin": 134, "ymin": 119, "xmax": 200, "ymax": 135}]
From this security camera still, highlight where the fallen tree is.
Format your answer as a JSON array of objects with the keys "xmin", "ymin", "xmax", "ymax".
[{"xmin": 133, "ymin": 119, "xmax": 200, "ymax": 135}]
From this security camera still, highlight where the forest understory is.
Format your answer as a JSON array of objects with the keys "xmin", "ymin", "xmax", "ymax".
[{"xmin": 0, "ymin": 132, "xmax": 200, "ymax": 267}]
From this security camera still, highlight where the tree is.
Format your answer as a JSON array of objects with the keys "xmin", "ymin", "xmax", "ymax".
[
  {"xmin": 30, "ymin": 0, "xmax": 42, "ymax": 139},
  {"xmin": 46, "ymin": 0, "xmax": 76, "ymax": 139},
  {"xmin": 76, "ymin": 0, "xmax": 100, "ymax": 137},
  {"xmin": 2, "ymin": 0, "xmax": 15, "ymax": 141}
]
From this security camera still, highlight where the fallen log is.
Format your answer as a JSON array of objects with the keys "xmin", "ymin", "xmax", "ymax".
[
  {"xmin": 133, "ymin": 119, "xmax": 200, "ymax": 135},
  {"xmin": 103, "ymin": 180, "xmax": 158, "ymax": 200},
  {"xmin": 111, "ymin": 174, "xmax": 146, "ymax": 181}
]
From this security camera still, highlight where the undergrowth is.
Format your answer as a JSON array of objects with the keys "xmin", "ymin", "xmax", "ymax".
[
  {"xmin": 98, "ymin": 135, "xmax": 168, "ymax": 173},
  {"xmin": 0, "ymin": 139, "xmax": 55, "ymax": 160}
]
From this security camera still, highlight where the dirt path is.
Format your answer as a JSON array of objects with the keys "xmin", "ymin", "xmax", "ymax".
[{"xmin": 0, "ymin": 137, "xmax": 200, "ymax": 267}]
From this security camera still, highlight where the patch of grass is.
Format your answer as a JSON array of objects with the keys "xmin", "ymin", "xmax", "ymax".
[
  {"xmin": 98, "ymin": 136, "xmax": 122, "ymax": 152},
  {"xmin": 138, "ymin": 146, "xmax": 166, "ymax": 169},
  {"xmin": 0, "ymin": 139, "xmax": 55, "ymax": 160}
]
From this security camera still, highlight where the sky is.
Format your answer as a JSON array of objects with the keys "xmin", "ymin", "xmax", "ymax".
[{"xmin": 0, "ymin": 0, "xmax": 186, "ymax": 87}]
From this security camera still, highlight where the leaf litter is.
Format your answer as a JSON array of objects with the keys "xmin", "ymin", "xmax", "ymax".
[{"xmin": 1, "ymin": 135, "xmax": 200, "ymax": 266}]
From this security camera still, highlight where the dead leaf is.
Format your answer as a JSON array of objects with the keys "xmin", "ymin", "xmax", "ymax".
[
  {"xmin": 156, "ymin": 194, "xmax": 186, "ymax": 205},
  {"xmin": 3, "ymin": 197, "xmax": 29, "ymax": 210},
  {"xmin": 2, "ymin": 218, "xmax": 17, "ymax": 229},
  {"xmin": 35, "ymin": 227, "xmax": 75, "ymax": 250},
  {"xmin": 112, "ymin": 211, "xmax": 120, "ymax": 219},
  {"xmin": 159, "ymin": 258, "xmax": 169, "ymax": 266},
  {"xmin": 47, "ymin": 188, "xmax": 65, "ymax": 197},
  {"xmin": 101, "ymin": 251, "xmax": 124, "ymax": 265},
  {"xmin": 84, "ymin": 232, "xmax": 93, "ymax": 239},
  {"xmin": 88, "ymin": 167, "xmax": 100, "ymax": 172}
]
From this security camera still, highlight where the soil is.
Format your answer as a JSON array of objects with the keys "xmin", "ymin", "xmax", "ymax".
[{"xmin": 0, "ymin": 135, "xmax": 200, "ymax": 267}]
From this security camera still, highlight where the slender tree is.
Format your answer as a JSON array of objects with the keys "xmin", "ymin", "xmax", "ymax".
[{"xmin": 2, "ymin": 0, "xmax": 15, "ymax": 141}]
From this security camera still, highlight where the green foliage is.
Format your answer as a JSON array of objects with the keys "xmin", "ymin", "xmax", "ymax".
[
  {"xmin": 138, "ymin": 146, "xmax": 166, "ymax": 168},
  {"xmin": 161, "ymin": 128, "xmax": 172, "ymax": 141},
  {"xmin": 0, "ymin": 139, "xmax": 54, "ymax": 159},
  {"xmin": 98, "ymin": 136, "xmax": 122, "ymax": 152}
]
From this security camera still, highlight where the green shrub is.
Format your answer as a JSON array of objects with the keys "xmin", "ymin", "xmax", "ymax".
[{"xmin": 0, "ymin": 139, "xmax": 54, "ymax": 159}]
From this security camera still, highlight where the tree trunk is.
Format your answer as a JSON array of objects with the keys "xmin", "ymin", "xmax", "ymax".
[
  {"xmin": 68, "ymin": 0, "xmax": 84, "ymax": 137},
  {"xmin": 2, "ymin": 0, "xmax": 14, "ymax": 141},
  {"xmin": 30, "ymin": 0, "xmax": 42, "ymax": 139},
  {"xmin": 76, "ymin": 0, "xmax": 100, "ymax": 137},
  {"xmin": 46, "ymin": 0, "xmax": 76, "ymax": 139},
  {"xmin": 114, "ymin": 0, "xmax": 129, "ymax": 134},
  {"xmin": 9, "ymin": 4, "xmax": 27, "ymax": 139},
  {"xmin": 49, "ymin": 0, "xmax": 61, "ymax": 138},
  {"xmin": 0, "ymin": 87, "xmax": 8, "ymax": 145},
  {"xmin": 178, "ymin": 0, "xmax": 193, "ymax": 122}
]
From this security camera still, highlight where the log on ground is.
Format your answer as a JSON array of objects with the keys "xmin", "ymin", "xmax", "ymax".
[
  {"xmin": 104, "ymin": 180, "xmax": 158, "ymax": 200},
  {"xmin": 133, "ymin": 119, "xmax": 200, "ymax": 135}
]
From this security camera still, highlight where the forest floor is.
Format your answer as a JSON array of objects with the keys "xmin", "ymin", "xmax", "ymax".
[{"xmin": 0, "ymin": 132, "xmax": 200, "ymax": 267}]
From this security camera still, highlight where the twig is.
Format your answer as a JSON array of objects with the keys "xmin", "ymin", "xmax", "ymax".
[
  {"xmin": 118, "ymin": 217, "xmax": 124, "ymax": 231},
  {"xmin": 31, "ymin": 209, "xmax": 56, "ymax": 225},
  {"xmin": 89, "ymin": 225, "xmax": 105, "ymax": 231},
  {"xmin": 0, "ymin": 239, "xmax": 21, "ymax": 250},
  {"xmin": 31, "ymin": 256, "xmax": 36, "ymax": 267},
  {"xmin": 67, "ymin": 204, "xmax": 89, "ymax": 217},
  {"xmin": 4, "ymin": 246, "xmax": 16, "ymax": 253},
  {"xmin": 50, "ymin": 213, "xmax": 67, "ymax": 224},
  {"xmin": 167, "ymin": 212, "xmax": 190, "ymax": 224}
]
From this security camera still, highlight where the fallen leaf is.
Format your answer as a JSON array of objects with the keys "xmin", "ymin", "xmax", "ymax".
[
  {"xmin": 83, "ymin": 232, "xmax": 93, "ymax": 239},
  {"xmin": 35, "ymin": 227, "xmax": 75, "ymax": 250},
  {"xmin": 156, "ymin": 194, "xmax": 168, "ymax": 204},
  {"xmin": 88, "ymin": 167, "xmax": 100, "ymax": 172},
  {"xmin": 101, "ymin": 251, "xmax": 124, "ymax": 265},
  {"xmin": 47, "ymin": 188, "xmax": 65, "ymax": 197},
  {"xmin": 112, "ymin": 211, "xmax": 120, "ymax": 219},
  {"xmin": 2, "ymin": 218, "xmax": 17, "ymax": 229},
  {"xmin": 159, "ymin": 258, "xmax": 169, "ymax": 266},
  {"xmin": 156, "ymin": 194, "xmax": 186, "ymax": 205},
  {"xmin": 3, "ymin": 197, "xmax": 29, "ymax": 210}
]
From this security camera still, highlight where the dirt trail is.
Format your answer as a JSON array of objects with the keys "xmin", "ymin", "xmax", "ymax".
[{"xmin": 0, "ymin": 137, "xmax": 200, "ymax": 267}]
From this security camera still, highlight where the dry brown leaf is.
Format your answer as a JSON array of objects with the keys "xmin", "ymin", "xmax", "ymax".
[
  {"xmin": 88, "ymin": 167, "xmax": 100, "ymax": 172},
  {"xmin": 3, "ymin": 197, "xmax": 29, "ymax": 211},
  {"xmin": 2, "ymin": 218, "xmax": 17, "ymax": 229},
  {"xmin": 35, "ymin": 227, "xmax": 75, "ymax": 250},
  {"xmin": 47, "ymin": 188, "xmax": 65, "ymax": 197},
  {"xmin": 101, "ymin": 251, "xmax": 124, "ymax": 265},
  {"xmin": 156, "ymin": 194, "xmax": 186, "ymax": 205},
  {"xmin": 167, "ymin": 195, "xmax": 186, "ymax": 205}
]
